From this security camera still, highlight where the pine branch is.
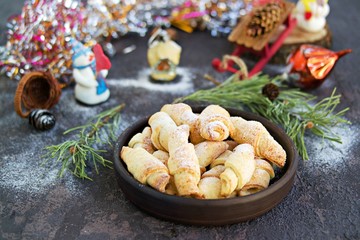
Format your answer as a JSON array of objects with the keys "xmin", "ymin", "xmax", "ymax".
[
  {"xmin": 176, "ymin": 75, "xmax": 350, "ymax": 160},
  {"xmin": 43, "ymin": 103, "xmax": 125, "ymax": 180}
]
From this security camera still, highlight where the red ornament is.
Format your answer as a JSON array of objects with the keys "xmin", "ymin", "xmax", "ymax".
[{"xmin": 287, "ymin": 44, "xmax": 352, "ymax": 89}]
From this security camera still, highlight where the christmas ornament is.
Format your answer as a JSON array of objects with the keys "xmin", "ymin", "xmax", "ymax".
[
  {"xmin": 29, "ymin": 109, "xmax": 56, "ymax": 131},
  {"xmin": 147, "ymin": 27, "xmax": 182, "ymax": 81},
  {"xmin": 14, "ymin": 71, "xmax": 61, "ymax": 118},
  {"xmin": 294, "ymin": 0, "xmax": 330, "ymax": 33},
  {"xmin": 71, "ymin": 39, "xmax": 111, "ymax": 105},
  {"xmin": 286, "ymin": 44, "xmax": 352, "ymax": 89}
]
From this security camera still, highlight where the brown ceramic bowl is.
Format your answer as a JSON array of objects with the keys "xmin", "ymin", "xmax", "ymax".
[{"xmin": 113, "ymin": 107, "xmax": 298, "ymax": 225}]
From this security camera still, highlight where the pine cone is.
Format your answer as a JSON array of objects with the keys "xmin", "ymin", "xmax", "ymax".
[
  {"xmin": 262, "ymin": 83, "xmax": 279, "ymax": 101},
  {"xmin": 246, "ymin": 3, "xmax": 284, "ymax": 38}
]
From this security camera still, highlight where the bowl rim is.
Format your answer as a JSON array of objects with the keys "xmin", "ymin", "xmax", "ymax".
[{"xmin": 113, "ymin": 107, "xmax": 298, "ymax": 206}]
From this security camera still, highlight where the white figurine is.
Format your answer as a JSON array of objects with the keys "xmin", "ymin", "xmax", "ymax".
[
  {"xmin": 71, "ymin": 39, "xmax": 111, "ymax": 105},
  {"xmin": 294, "ymin": 0, "xmax": 330, "ymax": 33}
]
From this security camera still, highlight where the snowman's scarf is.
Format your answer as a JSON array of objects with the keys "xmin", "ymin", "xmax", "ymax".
[{"xmin": 73, "ymin": 59, "xmax": 108, "ymax": 95}]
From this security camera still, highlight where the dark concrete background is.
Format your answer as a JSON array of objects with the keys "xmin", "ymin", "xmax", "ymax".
[{"xmin": 0, "ymin": 0, "xmax": 359, "ymax": 239}]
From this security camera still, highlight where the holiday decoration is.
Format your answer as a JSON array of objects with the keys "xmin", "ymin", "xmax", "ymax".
[
  {"xmin": 71, "ymin": 39, "xmax": 111, "ymax": 105},
  {"xmin": 83, "ymin": 0, "xmax": 139, "ymax": 56},
  {"xmin": 203, "ymin": 0, "xmax": 252, "ymax": 37},
  {"xmin": 14, "ymin": 71, "xmax": 61, "ymax": 118},
  {"xmin": 29, "ymin": 109, "xmax": 56, "ymax": 131},
  {"xmin": 170, "ymin": 1, "xmax": 207, "ymax": 33},
  {"xmin": 43, "ymin": 104, "xmax": 125, "ymax": 180},
  {"xmin": 0, "ymin": 0, "xmax": 84, "ymax": 83},
  {"xmin": 286, "ymin": 44, "xmax": 352, "ymax": 89},
  {"xmin": 84, "ymin": 0, "xmax": 136, "ymax": 39},
  {"xmin": 0, "ymin": 0, "xmax": 252, "ymax": 81},
  {"xmin": 294, "ymin": 0, "xmax": 330, "ymax": 33},
  {"xmin": 176, "ymin": 72, "xmax": 350, "ymax": 160},
  {"xmin": 212, "ymin": 0, "xmax": 297, "ymax": 77},
  {"xmin": 246, "ymin": 2, "xmax": 284, "ymax": 38},
  {"xmin": 81, "ymin": 0, "xmax": 251, "ymax": 55},
  {"xmin": 147, "ymin": 28, "xmax": 182, "ymax": 81},
  {"xmin": 269, "ymin": 0, "xmax": 332, "ymax": 64},
  {"xmin": 168, "ymin": 0, "xmax": 252, "ymax": 36}
]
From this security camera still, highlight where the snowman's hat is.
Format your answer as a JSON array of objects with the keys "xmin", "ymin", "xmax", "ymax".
[{"xmin": 71, "ymin": 38, "xmax": 91, "ymax": 61}]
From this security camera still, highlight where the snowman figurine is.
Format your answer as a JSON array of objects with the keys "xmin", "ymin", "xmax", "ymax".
[
  {"xmin": 71, "ymin": 39, "xmax": 111, "ymax": 105},
  {"xmin": 294, "ymin": 0, "xmax": 330, "ymax": 33}
]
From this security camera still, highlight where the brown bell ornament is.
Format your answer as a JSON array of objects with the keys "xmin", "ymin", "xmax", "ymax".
[
  {"xmin": 286, "ymin": 44, "xmax": 352, "ymax": 89},
  {"xmin": 14, "ymin": 71, "xmax": 61, "ymax": 118}
]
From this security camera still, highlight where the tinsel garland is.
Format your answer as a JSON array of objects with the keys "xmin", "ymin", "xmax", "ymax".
[{"xmin": 0, "ymin": 0, "xmax": 251, "ymax": 81}]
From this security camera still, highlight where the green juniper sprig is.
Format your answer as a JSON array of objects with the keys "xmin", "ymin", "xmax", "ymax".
[
  {"xmin": 43, "ymin": 103, "xmax": 125, "ymax": 180},
  {"xmin": 175, "ymin": 74, "xmax": 350, "ymax": 160}
]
